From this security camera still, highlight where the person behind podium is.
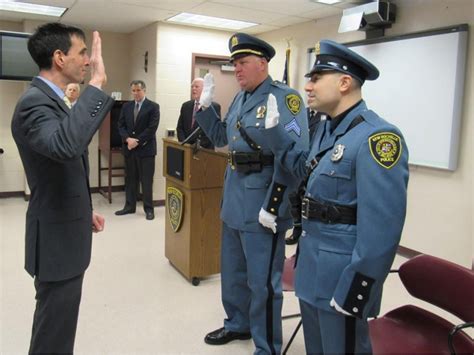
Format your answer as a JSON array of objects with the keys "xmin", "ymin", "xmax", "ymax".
[
  {"xmin": 176, "ymin": 77, "xmax": 221, "ymax": 149},
  {"xmin": 262, "ymin": 39, "xmax": 409, "ymax": 353},
  {"xmin": 195, "ymin": 33, "xmax": 309, "ymax": 354},
  {"xmin": 11, "ymin": 22, "xmax": 113, "ymax": 354},
  {"xmin": 115, "ymin": 80, "xmax": 160, "ymax": 220},
  {"xmin": 65, "ymin": 82, "xmax": 81, "ymax": 107}
]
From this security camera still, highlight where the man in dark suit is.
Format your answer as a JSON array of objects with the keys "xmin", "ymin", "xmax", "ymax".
[
  {"xmin": 176, "ymin": 77, "xmax": 220, "ymax": 148},
  {"xmin": 11, "ymin": 23, "xmax": 113, "ymax": 354},
  {"xmin": 115, "ymin": 80, "xmax": 160, "ymax": 220}
]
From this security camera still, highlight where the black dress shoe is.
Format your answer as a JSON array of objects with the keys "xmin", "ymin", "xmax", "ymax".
[
  {"xmin": 204, "ymin": 327, "xmax": 251, "ymax": 345},
  {"xmin": 115, "ymin": 208, "xmax": 135, "ymax": 216},
  {"xmin": 145, "ymin": 211, "xmax": 154, "ymax": 220}
]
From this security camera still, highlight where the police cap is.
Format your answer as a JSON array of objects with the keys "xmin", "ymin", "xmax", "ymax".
[
  {"xmin": 229, "ymin": 33, "xmax": 275, "ymax": 62},
  {"xmin": 306, "ymin": 39, "xmax": 379, "ymax": 84}
]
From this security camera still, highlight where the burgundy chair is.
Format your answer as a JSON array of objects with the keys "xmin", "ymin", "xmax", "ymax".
[
  {"xmin": 369, "ymin": 254, "xmax": 474, "ymax": 354},
  {"xmin": 282, "ymin": 254, "xmax": 303, "ymax": 355}
]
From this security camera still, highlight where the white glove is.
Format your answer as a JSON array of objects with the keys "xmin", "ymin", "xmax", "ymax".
[
  {"xmin": 199, "ymin": 73, "xmax": 215, "ymax": 108},
  {"xmin": 258, "ymin": 208, "xmax": 277, "ymax": 233},
  {"xmin": 265, "ymin": 93, "xmax": 279, "ymax": 129},
  {"xmin": 330, "ymin": 298, "xmax": 353, "ymax": 317}
]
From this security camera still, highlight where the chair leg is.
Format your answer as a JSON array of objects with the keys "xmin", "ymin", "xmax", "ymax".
[
  {"xmin": 283, "ymin": 319, "xmax": 302, "ymax": 355},
  {"xmin": 282, "ymin": 313, "xmax": 301, "ymax": 320}
]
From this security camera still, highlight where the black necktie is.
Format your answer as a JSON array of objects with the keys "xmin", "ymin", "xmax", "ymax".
[{"xmin": 242, "ymin": 92, "xmax": 250, "ymax": 104}]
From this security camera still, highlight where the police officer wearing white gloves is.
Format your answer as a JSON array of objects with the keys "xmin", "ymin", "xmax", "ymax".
[
  {"xmin": 263, "ymin": 40, "xmax": 409, "ymax": 354},
  {"xmin": 195, "ymin": 33, "xmax": 309, "ymax": 354}
]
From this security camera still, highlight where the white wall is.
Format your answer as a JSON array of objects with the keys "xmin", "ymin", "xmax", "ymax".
[
  {"xmin": 0, "ymin": 20, "xmax": 131, "ymax": 191},
  {"xmin": 259, "ymin": 0, "xmax": 474, "ymax": 267},
  {"xmin": 130, "ymin": 23, "xmax": 231, "ymax": 201}
]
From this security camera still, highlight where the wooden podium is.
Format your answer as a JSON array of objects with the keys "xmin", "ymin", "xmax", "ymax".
[{"xmin": 163, "ymin": 138, "xmax": 227, "ymax": 285}]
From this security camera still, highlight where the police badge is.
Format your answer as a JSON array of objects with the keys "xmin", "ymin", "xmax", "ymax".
[
  {"xmin": 256, "ymin": 105, "xmax": 266, "ymax": 119},
  {"xmin": 331, "ymin": 144, "xmax": 345, "ymax": 162}
]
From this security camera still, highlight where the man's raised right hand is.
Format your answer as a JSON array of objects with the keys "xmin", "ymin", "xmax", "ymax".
[{"xmin": 89, "ymin": 31, "xmax": 107, "ymax": 89}]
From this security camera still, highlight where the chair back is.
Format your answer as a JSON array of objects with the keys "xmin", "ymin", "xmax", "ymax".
[
  {"xmin": 282, "ymin": 254, "xmax": 296, "ymax": 292},
  {"xmin": 399, "ymin": 254, "xmax": 474, "ymax": 322}
]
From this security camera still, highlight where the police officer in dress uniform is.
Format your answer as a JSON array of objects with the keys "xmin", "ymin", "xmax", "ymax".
[
  {"xmin": 195, "ymin": 33, "xmax": 309, "ymax": 354},
  {"xmin": 263, "ymin": 40, "xmax": 409, "ymax": 353}
]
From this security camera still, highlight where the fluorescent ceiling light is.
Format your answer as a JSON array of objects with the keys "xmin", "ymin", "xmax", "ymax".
[
  {"xmin": 314, "ymin": 0, "xmax": 341, "ymax": 4},
  {"xmin": 166, "ymin": 13, "xmax": 257, "ymax": 31},
  {"xmin": 0, "ymin": 0, "xmax": 67, "ymax": 17}
]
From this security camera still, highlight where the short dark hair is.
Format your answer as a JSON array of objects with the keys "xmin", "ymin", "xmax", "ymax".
[
  {"xmin": 28, "ymin": 22, "xmax": 86, "ymax": 70},
  {"xmin": 130, "ymin": 80, "xmax": 146, "ymax": 90}
]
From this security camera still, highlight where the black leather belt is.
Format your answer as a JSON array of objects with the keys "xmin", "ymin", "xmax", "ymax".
[
  {"xmin": 227, "ymin": 151, "xmax": 274, "ymax": 173},
  {"xmin": 301, "ymin": 197, "xmax": 357, "ymax": 224}
]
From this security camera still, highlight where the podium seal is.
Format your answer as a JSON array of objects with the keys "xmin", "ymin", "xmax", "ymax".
[{"xmin": 167, "ymin": 186, "xmax": 184, "ymax": 232}]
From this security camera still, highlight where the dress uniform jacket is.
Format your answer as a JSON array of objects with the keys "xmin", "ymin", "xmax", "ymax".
[
  {"xmin": 196, "ymin": 76, "xmax": 309, "ymax": 231},
  {"xmin": 118, "ymin": 98, "xmax": 160, "ymax": 157},
  {"xmin": 264, "ymin": 100, "xmax": 409, "ymax": 318},
  {"xmin": 11, "ymin": 77, "xmax": 114, "ymax": 282}
]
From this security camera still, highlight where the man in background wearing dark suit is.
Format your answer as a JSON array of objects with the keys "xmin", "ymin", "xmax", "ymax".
[
  {"xmin": 11, "ymin": 23, "xmax": 113, "ymax": 354},
  {"xmin": 176, "ymin": 77, "xmax": 220, "ymax": 148},
  {"xmin": 115, "ymin": 80, "xmax": 160, "ymax": 220}
]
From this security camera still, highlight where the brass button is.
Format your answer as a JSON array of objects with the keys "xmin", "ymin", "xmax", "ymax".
[
  {"xmin": 277, "ymin": 187, "xmax": 282, "ymax": 192},
  {"xmin": 270, "ymin": 208, "xmax": 275, "ymax": 213},
  {"xmin": 273, "ymin": 197, "xmax": 278, "ymax": 201}
]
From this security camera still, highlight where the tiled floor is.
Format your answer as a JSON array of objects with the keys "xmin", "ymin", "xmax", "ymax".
[
  {"xmin": 0, "ymin": 192, "xmax": 464, "ymax": 354},
  {"xmin": 1, "ymin": 193, "xmax": 302, "ymax": 354}
]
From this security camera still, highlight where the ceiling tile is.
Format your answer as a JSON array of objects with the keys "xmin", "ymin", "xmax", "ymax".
[
  {"xmin": 300, "ymin": 6, "xmax": 342, "ymax": 19},
  {"xmin": 61, "ymin": 1, "xmax": 176, "ymax": 33},
  {"xmin": 190, "ymin": 2, "xmax": 286, "ymax": 23},
  {"xmin": 210, "ymin": 0, "xmax": 326, "ymax": 16},
  {"xmin": 111, "ymin": 0, "xmax": 206, "ymax": 12}
]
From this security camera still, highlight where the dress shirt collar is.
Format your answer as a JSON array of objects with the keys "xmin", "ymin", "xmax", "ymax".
[
  {"xmin": 37, "ymin": 76, "xmax": 66, "ymax": 100},
  {"xmin": 135, "ymin": 97, "xmax": 146, "ymax": 110}
]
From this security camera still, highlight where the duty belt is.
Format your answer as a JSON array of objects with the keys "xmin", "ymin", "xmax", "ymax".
[
  {"xmin": 227, "ymin": 151, "xmax": 274, "ymax": 174},
  {"xmin": 301, "ymin": 197, "xmax": 357, "ymax": 224}
]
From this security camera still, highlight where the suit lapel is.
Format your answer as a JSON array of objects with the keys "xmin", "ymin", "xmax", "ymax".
[{"xmin": 31, "ymin": 77, "xmax": 70, "ymax": 115}]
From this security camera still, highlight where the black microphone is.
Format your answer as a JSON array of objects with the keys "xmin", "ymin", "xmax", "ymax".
[{"xmin": 180, "ymin": 126, "xmax": 202, "ymax": 146}]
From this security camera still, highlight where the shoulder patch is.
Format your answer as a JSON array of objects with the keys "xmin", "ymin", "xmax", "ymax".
[
  {"xmin": 285, "ymin": 94, "xmax": 301, "ymax": 115},
  {"xmin": 368, "ymin": 132, "xmax": 402, "ymax": 169}
]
